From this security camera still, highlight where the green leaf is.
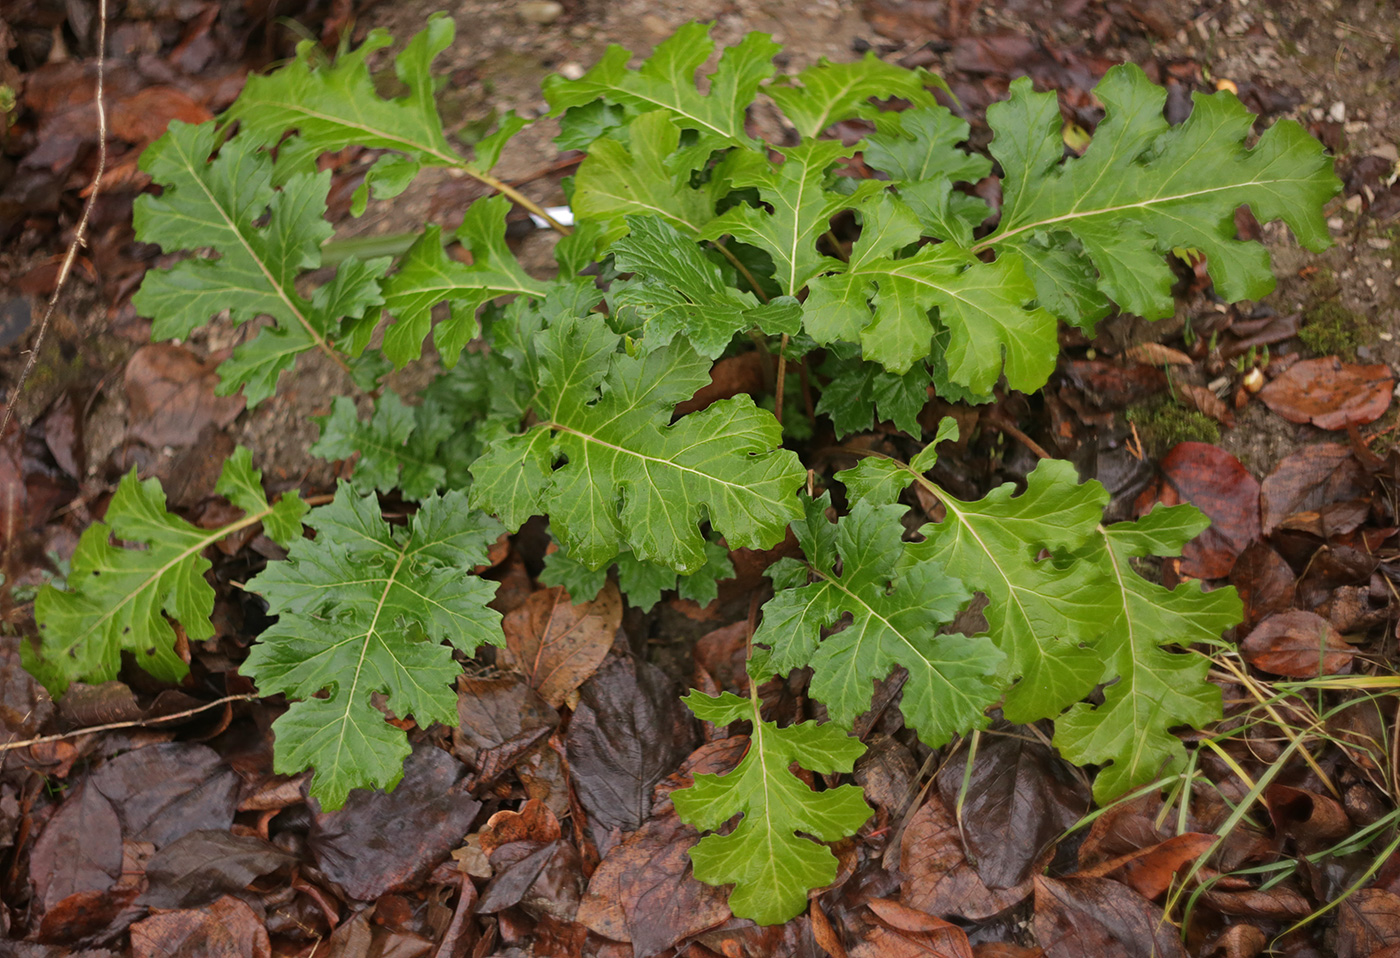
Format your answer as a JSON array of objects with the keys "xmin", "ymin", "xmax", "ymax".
[
  {"xmin": 611, "ymin": 215, "xmax": 800, "ymax": 357},
  {"xmin": 699, "ymin": 141, "xmax": 884, "ymax": 295},
  {"xmin": 244, "ymin": 488, "xmax": 503, "ymax": 808},
  {"xmin": 863, "ymin": 106, "xmax": 991, "ymax": 187},
  {"xmin": 311, "ymin": 394, "xmax": 454, "ymax": 500},
  {"xmin": 543, "ymin": 23, "xmax": 778, "ymax": 151},
  {"xmin": 225, "ymin": 15, "xmax": 510, "ymax": 180},
  {"xmin": 672, "ymin": 691, "xmax": 871, "ymax": 925},
  {"xmin": 753, "ymin": 497, "xmax": 1004, "ymax": 745},
  {"xmin": 541, "ymin": 535, "xmax": 734, "ymax": 611},
  {"xmin": 471, "ymin": 312, "xmax": 805, "ymax": 574},
  {"xmin": 570, "ymin": 111, "xmax": 723, "ymax": 236},
  {"xmin": 1055, "ymin": 505, "xmax": 1239, "ymax": 800},
  {"xmin": 984, "ymin": 66, "xmax": 1340, "ymax": 325},
  {"xmin": 380, "ymin": 196, "xmax": 548, "ymax": 366},
  {"xmin": 815, "ymin": 348, "xmax": 928, "ymax": 438},
  {"xmin": 132, "ymin": 121, "xmax": 385, "ymax": 405},
  {"xmin": 766, "ymin": 54, "xmax": 940, "ymax": 139},
  {"xmin": 26, "ymin": 451, "xmax": 305, "ymax": 694}
]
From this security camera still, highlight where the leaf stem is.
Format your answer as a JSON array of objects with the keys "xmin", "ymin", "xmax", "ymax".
[
  {"xmin": 774, "ymin": 334, "xmax": 790, "ymax": 426},
  {"xmin": 710, "ymin": 239, "xmax": 770, "ymax": 304}
]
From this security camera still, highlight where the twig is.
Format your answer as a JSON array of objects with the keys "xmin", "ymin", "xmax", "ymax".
[
  {"xmin": 990, "ymin": 416, "xmax": 1052, "ymax": 461},
  {"xmin": 0, "ymin": 0, "xmax": 109, "ymax": 441},
  {"xmin": 774, "ymin": 334, "xmax": 790, "ymax": 426},
  {"xmin": 0, "ymin": 693, "xmax": 259, "ymax": 754},
  {"xmin": 709, "ymin": 239, "xmax": 770, "ymax": 304}
]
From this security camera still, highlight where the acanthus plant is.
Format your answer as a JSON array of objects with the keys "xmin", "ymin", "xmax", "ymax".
[{"xmin": 20, "ymin": 15, "xmax": 1340, "ymax": 924}]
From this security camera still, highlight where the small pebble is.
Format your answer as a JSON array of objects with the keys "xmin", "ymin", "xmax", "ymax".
[
  {"xmin": 517, "ymin": 0, "xmax": 563, "ymax": 25},
  {"xmin": 1329, "ymin": 100, "xmax": 1346, "ymax": 123},
  {"xmin": 558, "ymin": 61, "xmax": 585, "ymax": 80}
]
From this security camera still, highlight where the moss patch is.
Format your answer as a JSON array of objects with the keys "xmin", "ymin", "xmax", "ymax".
[
  {"xmin": 1298, "ymin": 298, "xmax": 1377, "ymax": 359},
  {"xmin": 1126, "ymin": 397, "xmax": 1221, "ymax": 454}
]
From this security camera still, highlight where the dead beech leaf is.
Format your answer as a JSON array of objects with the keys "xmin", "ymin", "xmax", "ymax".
[
  {"xmin": 675, "ymin": 351, "xmax": 770, "ymax": 416},
  {"xmin": 129, "ymin": 894, "xmax": 270, "ymax": 958},
  {"xmin": 109, "ymin": 86, "xmax": 213, "ymax": 147},
  {"xmin": 1202, "ymin": 923, "xmax": 1266, "ymax": 958},
  {"xmin": 1147, "ymin": 442, "xmax": 1260, "ymax": 578},
  {"xmin": 1259, "ymin": 443, "xmax": 1371, "ymax": 534},
  {"xmin": 899, "ymin": 792, "xmax": 1031, "ymax": 921},
  {"xmin": 1336, "ymin": 888, "xmax": 1400, "ymax": 958},
  {"xmin": 973, "ymin": 947, "xmax": 1044, "ymax": 958},
  {"xmin": 1228, "ymin": 543, "xmax": 1296, "ymax": 628},
  {"xmin": 853, "ymin": 899, "xmax": 974, "ymax": 958},
  {"xmin": 1031, "ymin": 875, "xmax": 1187, "ymax": 958},
  {"xmin": 1240, "ymin": 610, "xmax": 1355, "ymax": 677},
  {"xmin": 1174, "ymin": 383, "xmax": 1235, "ymax": 427},
  {"xmin": 1123, "ymin": 342, "xmax": 1193, "ymax": 365},
  {"xmin": 1263, "ymin": 784, "xmax": 1350, "ymax": 847},
  {"xmin": 124, "ymin": 344, "xmax": 244, "ymax": 448},
  {"xmin": 1259, "ymin": 358, "xmax": 1393, "ymax": 430},
  {"xmin": 576, "ymin": 810, "xmax": 730, "ymax": 957},
  {"xmin": 501, "ymin": 583, "xmax": 621, "ymax": 708},
  {"xmin": 1076, "ymin": 832, "xmax": 1215, "ymax": 900}
]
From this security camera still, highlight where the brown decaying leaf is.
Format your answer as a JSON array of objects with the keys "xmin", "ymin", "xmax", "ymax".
[
  {"xmin": 565, "ymin": 655, "xmax": 695, "ymax": 839},
  {"xmin": 852, "ymin": 898, "xmax": 975, "ymax": 958},
  {"xmin": 1259, "ymin": 443, "xmax": 1372, "ymax": 535},
  {"xmin": 124, "ymin": 344, "xmax": 245, "ymax": 449},
  {"xmin": 1263, "ymin": 784, "xmax": 1351, "ymax": 847},
  {"xmin": 310, "ymin": 746, "xmax": 482, "ymax": 901},
  {"xmin": 480, "ymin": 799, "xmax": 562, "ymax": 857},
  {"xmin": 972, "ymin": 947, "xmax": 1045, "ymax": 958},
  {"xmin": 898, "ymin": 791, "xmax": 1032, "ymax": 921},
  {"xmin": 1259, "ymin": 358, "xmax": 1394, "ymax": 430},
  {"xmin": 934, "ymin": 728, "xmax": 1088, "ymax": 891},
  {"xmin": 29, "ymin": 783, "xmax": 123, "ymax": 915},
  {"xmin": 1202, "ymin": 922, "xmax": 1267, "ymax": 958},
  {"xmin": 1228, "ymin": 543, "xmax": 1296, "ymax": 628},
  {"xmin": 138, "ymin": 829, "xmax": 294, "ymax": 910},
  {"xmin": 500, "ymin": 583, "xmax": 622, "ymax": 708},
  {"xmin": 1198, "ymin": 883, "xmax": 1313, "ymax": 919},
  {"xmin": 129, "ymin": 895, "xmax": 270, "ymax": 958},
  {"xmin": 1123, "ymin": 342, "xmax": 1193, "ymax": 366},
  {"xmin": 1336, "ymin": 888, "xmax": 1400, "ymax": 958},
  {"xmin": 1173, "ymin": 383, "xmax": 1235, "ymax": 427},
  {"xmin": 1147, "ymin": 442, "xmax": 1260, "ymax": 578},
  {"xmin": 88, "ymin": 741, "xmax": 240, "ymax": 850},
  {"xmin": 675, "ymin": 351, "xmax": 770, "ymax": 416},
  {"xmin": 576, "ymin": 810, "xmax": 730, "ymax": 957},
  {"xmin": 1031, "ymin": 875, "xmax": 1187, "ymax": 958},
  {"xmin": 1240, "ymin": 610, "xmax": 1355, "ymax": 677},
  {"xmin": 1077, "ymin": 833, "xmax": 1216, "ymax": 900},
  {"xmin": 108, "ymin": 86, "xmax": 213, "ymax": 147}
]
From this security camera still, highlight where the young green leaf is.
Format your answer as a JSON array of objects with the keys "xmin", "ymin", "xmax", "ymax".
[
  {"xmin": 470, "ymin": 312, "xmax": 805, "ymax": 574},
  {"xmin": 814, "ymin": 347, "xmax": 928, "ymax": 438},
  {"xmin": 1056, "ymin": 506, "xmax": 1240, "ymax": 800},
  {"xmin": 26, "ymin": 449, "xmax": 306, "ymax": 694},
  {"xmin": 753, "ymin": 496, "xmax": 1004, "ymax": 746},
  {"xmin": 862, "ymin": 106, "xmax": 992, "ymax": 189},
  {"xmin": 132, "ymin": 121, "xmax": 387, "ymax": 405},
  {"xmin": 610, "ymin": 215, "xmax": 800, "ymax": 357},
  {"xmin": 699, "ymin": 141, "xmax": 884, "ymax": 296},
  {"xmin": 543, "ymin": 23, "xmax": 778, "ymax": 152},
  {"xmin": 244, "ymin": 488, "xmax": 503, "ymax": 808},
  {"xmin": 983, "ymin": 65, "xmax": 1340, "ymax": 326},
  {"xmin": 224, "ymin": 15, "xmax": 506, "ymax": 189},
  {"xmin": 766, "ymin": 54, "xmax": 942, "ymax": 139},
  {"xmin": 541, "ymin": 535, "xmax": 734, "ymax": 611},
  {"xmin": 672, "ymin": 690, "xmax": 871, "ymax": 925},
  {"xmin": 380, "ymin": 196, "xmax": 548, "ymax": 366},
  {"xmin": 311, "ymin": 394, "xmax": 452, "ymax": 501}
]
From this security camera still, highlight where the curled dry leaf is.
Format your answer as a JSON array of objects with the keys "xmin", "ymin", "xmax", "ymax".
[
  {"xmin": 1240, "ymin": 610, "xmax": 1355, "ymax": 677},
  {"xmin": 1202, "ymin": 922, "xmax": 1266, "ymax": 958},
  {"xmin": 1259, "ymin": 358, "xmax": 1393, "ymax": 430},
  {"xmin": 1123, "ymin": 342, "xmax": 1193, "ymax": 365},
  {"xmin": 1263, "ymin": 784, "xmax": 1350, "ymax": 847},
  {"xmin": 853, "ymin": 898, "xmax": 975, "ymax": 958},
  {"xmin": 500, "ymin": 583, "xmax": 622, "ymax": 708},
  {"xmin": 1173, "ymin": 383, "xmax": 1235, "ymax": 427}
]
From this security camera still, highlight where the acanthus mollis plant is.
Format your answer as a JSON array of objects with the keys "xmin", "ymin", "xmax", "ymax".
[{"xmin": 21, "ymin": 14, "xmax": 1340, "ymax": 924}]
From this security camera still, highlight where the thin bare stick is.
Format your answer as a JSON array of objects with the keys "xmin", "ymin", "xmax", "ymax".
[
  {"xmin": 774, "ymin": 333, "xmax": 790, "ymax": 426},
  {"xmin": 0, "ymin": 693, "xmax": 259, "ymax": 754},
  {"xmin": 0, "ymin": 0, "xmax": 109, "ymax": 440}
]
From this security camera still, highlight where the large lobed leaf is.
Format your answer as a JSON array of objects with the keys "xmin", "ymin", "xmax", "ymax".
[
  {"xmin": 26, "ymin": 449, "xmax": 305, "ymax": 694},
  {"xmin": 132, "ymin": 121, "xmax": 388, "ymax": 405},
  {"xmin": 244, "ymin": 488, "xmax": 503, "ymax": 808},
  {"xmin": 753, "ymin": 496, "xmax": 1004, "ymax": 747},
  {"xmin": 470, "ymin": 310, "xmax": 805, "ymax": 574},
  {"xmin": 984, "ymin": 65, "xmax": 1340, "ymax": 327},
  {"xmin": 672, "ymin": 691, "xmax": 871, "ymax": 925},
  {"xmin": 839, "ymin": 424, "xmax": 1241, "ymax": 798}
]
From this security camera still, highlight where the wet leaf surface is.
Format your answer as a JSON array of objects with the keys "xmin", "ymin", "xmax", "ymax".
[
  {"xmin": 138, "ymin": 830, "xmax": 294, "ymax": 910},
  {"xmin": 28, "ymin": 784, "xmax": 122, "ymax": 915},
  {"xmin": 565, "ymin": 655, "xmax": 695, "ymax": 839},
  {"xmin": 1260, "ymin": 444, "xmax": 1372, "ymax": 535},
  {"xmin": 1146, "ymin": 442, "xmax": 1261, "ymax": 578},
  {"xmin": 124, "ymin": 344, "xmax": 245, "ymax": 450},
  {"xmin": 1031, "ymin": 875, "xmax": 1187, "ymax": 958},
  {"xmin": 310, "ymin": 746, "xmax": 482, "ymax": 901},
  {"xmin": 128, "ymin": 895, "xmax": 270, "ymax": 958},
  {"xmin": 1259, "ymin": 359, "xmax": 1393, "ymax": 430},
  {"xmin": 88, "ymin": 742, "xmax": 240, "ymax": 849},
  {"xmin": 899, "ymin": 791, "xmax": 1032, "ymax": 920}
]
